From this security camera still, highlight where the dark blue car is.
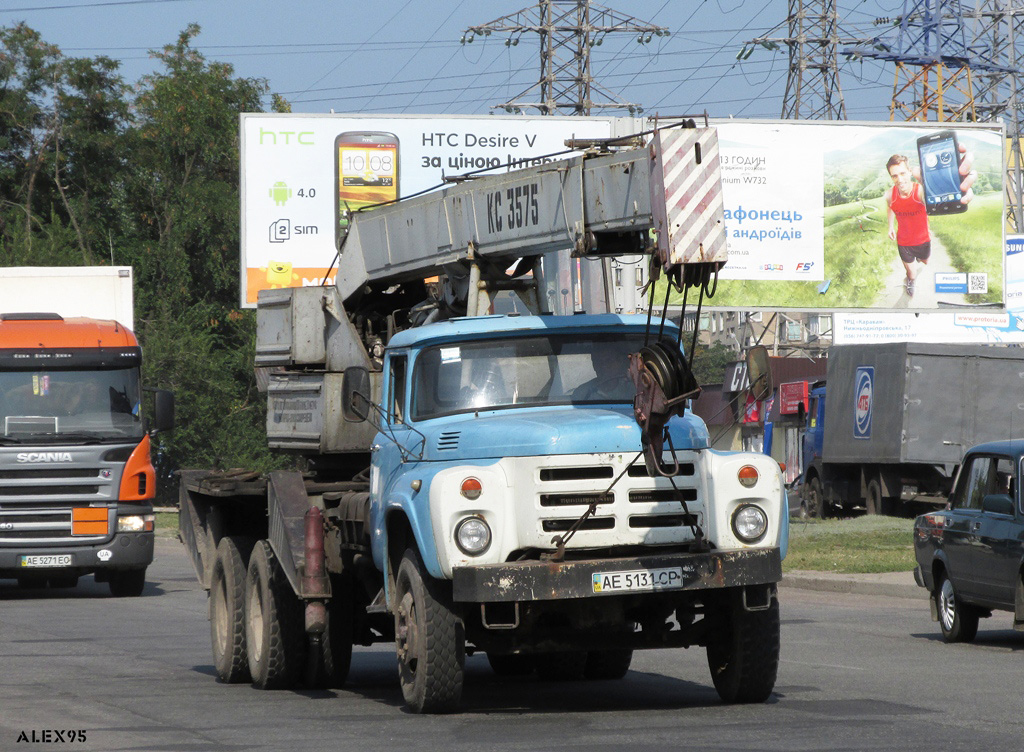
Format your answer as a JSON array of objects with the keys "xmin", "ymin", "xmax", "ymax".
[{"xmin": 913, "ymin": 439, "xmax": 1024, "ymax": 642}]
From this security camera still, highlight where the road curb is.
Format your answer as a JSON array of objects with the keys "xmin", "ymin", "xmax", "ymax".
[{"xmin": 781, "ymin": 570, "xmax": 928, "ymax": 601}]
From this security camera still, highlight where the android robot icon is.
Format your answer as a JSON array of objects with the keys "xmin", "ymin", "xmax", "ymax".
[{"xmin": 269, "ymin": 181, "xmax": 292, "ymax": 207}]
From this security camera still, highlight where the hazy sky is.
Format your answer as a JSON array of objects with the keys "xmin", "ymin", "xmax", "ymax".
[{"xmin": 2, "ymin": 0, "xmax": 915, "ymax": 119}]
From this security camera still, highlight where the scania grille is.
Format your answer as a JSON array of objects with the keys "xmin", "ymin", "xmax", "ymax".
[
  {"xmin": 0, "ymin": 506, "xmax": 110, "ymax": 544},
  {"xmin": 0, "ymin": 467, "xmax": 111, "ymax": 502}
]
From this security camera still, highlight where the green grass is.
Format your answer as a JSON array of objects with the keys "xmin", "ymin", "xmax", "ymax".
[
  {"xmin": 784, "ymin": 516, "xmax": 916, "ymax": 574},
  {"xmin": 155, "ymin": 511, "xmax": 179, "ymax": 540}
]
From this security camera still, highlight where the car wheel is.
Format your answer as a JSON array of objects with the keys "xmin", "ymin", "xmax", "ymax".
[{"xmin": 937, "ymin": 574, "xmax": 979, "ymax": 643}]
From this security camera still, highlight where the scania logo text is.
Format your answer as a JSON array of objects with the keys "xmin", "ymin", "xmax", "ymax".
[{"xmin": 15, "ymin": 452, "xmax": 73, "ymax": 463}]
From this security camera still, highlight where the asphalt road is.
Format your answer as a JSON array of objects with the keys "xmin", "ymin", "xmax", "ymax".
[{"xmin": 1, "ymin": 538, "xmax": 1023, "ymax": 751}]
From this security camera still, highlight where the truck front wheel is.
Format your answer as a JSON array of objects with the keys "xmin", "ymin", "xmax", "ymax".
[
  {"xmin": 706, "ymin": 590, "xmax": 780, "ymax": 703},
  {"xmin": 394, "ymin": 548, "xmax": 465, "ymax": 713},
  {"xmin": 245, "ymin": 540, "xmax": 306, "ymax": 689},
  {"xmin": 210, "ymin": 536, "xmax": 254, "ymax": 683},
  {"xmin": 109, "ymin": 568, "xmax": 146, "ymax": 597}
]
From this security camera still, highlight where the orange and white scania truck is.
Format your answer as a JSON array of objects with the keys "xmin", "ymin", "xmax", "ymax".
[{"xmin": 0, "ymin": 267, "xmax": 173, "ymax": 596}]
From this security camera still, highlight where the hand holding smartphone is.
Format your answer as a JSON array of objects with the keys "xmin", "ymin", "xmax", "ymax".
[{"xmin": 916, "ymin": 130, "xmax": 970, "ymax": 215}]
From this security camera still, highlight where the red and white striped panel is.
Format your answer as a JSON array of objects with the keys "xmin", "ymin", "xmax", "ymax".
[{"xmin": 648, "ymin": 128, "xmax": 728, "ymax": 268}]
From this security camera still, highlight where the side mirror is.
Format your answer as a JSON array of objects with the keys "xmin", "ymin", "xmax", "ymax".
[
  {"xmin": 797, "ymin": 401, "xmax": 806, "ymax": 425},
  {"xmin": 152, "ymin": 389, "xmax": 175, "ymax": 433},
  {"xmin": 746, "ymin": 345, "xmax": 773, "ymax": 402},
  {"xmin": 342, "ymin": 367, "xmax": 372, "ymax": 422},
  {"xmin": 982, "ymin": 493, "xmax": 1014, "ymax": 516}
]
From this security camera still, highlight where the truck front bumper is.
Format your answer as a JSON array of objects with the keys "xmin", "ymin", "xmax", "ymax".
[
  {"xmin": 0, "ymin": 531, "xmax": 154, "ymax": 577},
  {"xmin": 452, "ymin": 546, "xmax": 781, "ymax": 603}
]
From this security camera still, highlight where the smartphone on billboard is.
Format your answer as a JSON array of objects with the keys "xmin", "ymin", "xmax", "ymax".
[
  {"xmin": 916, "ymin": 130, "xmax": 967, "ymax": 216},
  {"xmin": 335, "ymin": 132, "xmax": 399, "ymax": 244}
]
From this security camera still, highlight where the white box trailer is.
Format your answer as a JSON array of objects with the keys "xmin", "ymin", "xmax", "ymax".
[{"xmin": 0, "ymin": 267, "xmax": 134, "ymax": 330}]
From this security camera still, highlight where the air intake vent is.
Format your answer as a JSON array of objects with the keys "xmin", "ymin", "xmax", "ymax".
[{"xmin": 436, "ymin": 431, "xmax": 461, "ymax": 451}]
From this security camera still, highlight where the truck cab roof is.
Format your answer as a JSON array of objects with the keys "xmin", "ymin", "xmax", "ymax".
[
  {"xmin": 0, "ymin": 314, "xmax": 138, "ymax": 349},
  {"xmin": 386, "ymin": 313, "xmax": 676, "ymax": 350}
]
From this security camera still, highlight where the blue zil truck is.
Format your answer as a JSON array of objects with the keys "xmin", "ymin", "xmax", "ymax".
[{"xmin": 179, "ymin": 128, "xmax": 788, "ymax": 713}]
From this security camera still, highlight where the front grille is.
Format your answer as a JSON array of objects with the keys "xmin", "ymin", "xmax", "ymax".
[
  {"xmin": 540, "ymin": 493, "xmax": 613, "ymax": 507},
  {"xmin": 628, "ymin": 489, "xmax": 697, "ymax": 503},
  {"xmin": 628, "ymin": 462, "xmax": 696, "ymax": 478},
  {"xmin": 520, "ymin": 451, "xmax": 705, "ymax": 549},
  {"xmin": 540, "ymin": 466, "xmax": 614, "ymax": 481},
  {"xmin": 1, "ymin": 485, "xmax": 101, "ymax": 497},
  {"xmin": 0, "ymin": 505, "xmax": 110, "ymax": 543},
  {"xmin": 542, "ymin": 517, "xmax": 615, "ymax": 532},
  {"xmin": 0, "ymin": 468, "xmax": 100, "ymax": 480},
  {"xmin": 628, "ymin": 514, "xmax": 700, "ymax": 529}
]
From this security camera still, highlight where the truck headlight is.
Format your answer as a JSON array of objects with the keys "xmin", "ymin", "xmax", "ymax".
[
  {"xmin": 455, "ymin": 516, "xmax": 491, "ymax": 555},
  {"xmin": 732, "ymin": 505, "xmax": 767, "ymax": 543},
  {"xmin": 117, "ymin": 514, "xmax": 154, "ymax": 533}
]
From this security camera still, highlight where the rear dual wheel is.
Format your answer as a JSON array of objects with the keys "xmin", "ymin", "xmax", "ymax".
[
  {"xmin": 210, "ymin": 536, "xmax": 255, "ymax": 683},
  {"xmin": 245, "ymin": 540, "xmax": 306, "ymax": 689}
]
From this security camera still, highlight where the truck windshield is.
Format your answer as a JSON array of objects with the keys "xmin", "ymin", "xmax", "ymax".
[
  {"xmin": 411, "ymin": 334, "xmax": 647, "ymax": 420},
  {"xmin": 0, "ymin": 368, "xmax": 144, "ymax": 441}
]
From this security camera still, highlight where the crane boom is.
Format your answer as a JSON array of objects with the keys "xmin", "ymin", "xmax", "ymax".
[{"xmin": 337, "ymin": 127, "xmax": 727, "ymax": 308}]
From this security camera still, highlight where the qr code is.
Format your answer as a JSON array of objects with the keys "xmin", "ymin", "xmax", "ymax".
[{"xmin": 968, "ymin": 273, "xmax": 988, "ymax": 294}]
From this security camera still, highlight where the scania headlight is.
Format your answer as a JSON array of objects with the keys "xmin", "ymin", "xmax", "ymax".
[
  {"xmin": 455, "ymin": 516, "xmax": 491, "ymax": 555},
  {"xmin": 117, "ymin": 514, "xmax": 154, "ymax": 533},
  {"xmin": 732, "ymin": 505, "xmax": 767, "ymax": 543}
]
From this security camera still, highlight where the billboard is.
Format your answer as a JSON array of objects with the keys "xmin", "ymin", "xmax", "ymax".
[
  {"xmin": 240, "ymin": 113, "xmax": 642, "ymax": 306},
  {"xmin": 833, "ymin": 234, "xmax": 1024, "ymax": 344},
  {"xmin": 688, "ymin": 120, "xmax": 1005, "ymax": 311}
]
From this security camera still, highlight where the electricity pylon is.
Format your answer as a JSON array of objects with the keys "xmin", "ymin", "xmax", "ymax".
[
  {"xmin": 747, "ymin": 0, "xmax": 854, "ymax": 119},
  {"xmin": 464, "ymin": 0, "xmax": 668, "ymax": 115}
]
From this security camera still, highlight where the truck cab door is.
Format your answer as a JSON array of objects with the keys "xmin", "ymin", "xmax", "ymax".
[{"xmin": 374, "ymin": 354, "xmax": 416, "ymax": 492}]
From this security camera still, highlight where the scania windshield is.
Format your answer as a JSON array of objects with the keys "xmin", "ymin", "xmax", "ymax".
[{"xmin": 0, "ymin": 367, "xmax": 144, "ymax": 442}]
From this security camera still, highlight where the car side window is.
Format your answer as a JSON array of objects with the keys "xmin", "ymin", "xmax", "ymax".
[
  {"xmin": 954, "ymin": 456, "xmax": 992, "ymax": 511},
  {"xmin": 994, "ymin": 457, "xmax": 1015, "ymax": 500}
]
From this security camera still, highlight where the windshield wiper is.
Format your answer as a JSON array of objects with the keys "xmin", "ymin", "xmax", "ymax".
[{"xmin": 0, "ymin": 436, "xmax": 23, "ymax": 445}]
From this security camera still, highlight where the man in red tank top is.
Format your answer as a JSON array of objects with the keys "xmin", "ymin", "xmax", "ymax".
[{"xmin": 885, "ymin": 154, "xmax": 930, "ymax": 297}]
